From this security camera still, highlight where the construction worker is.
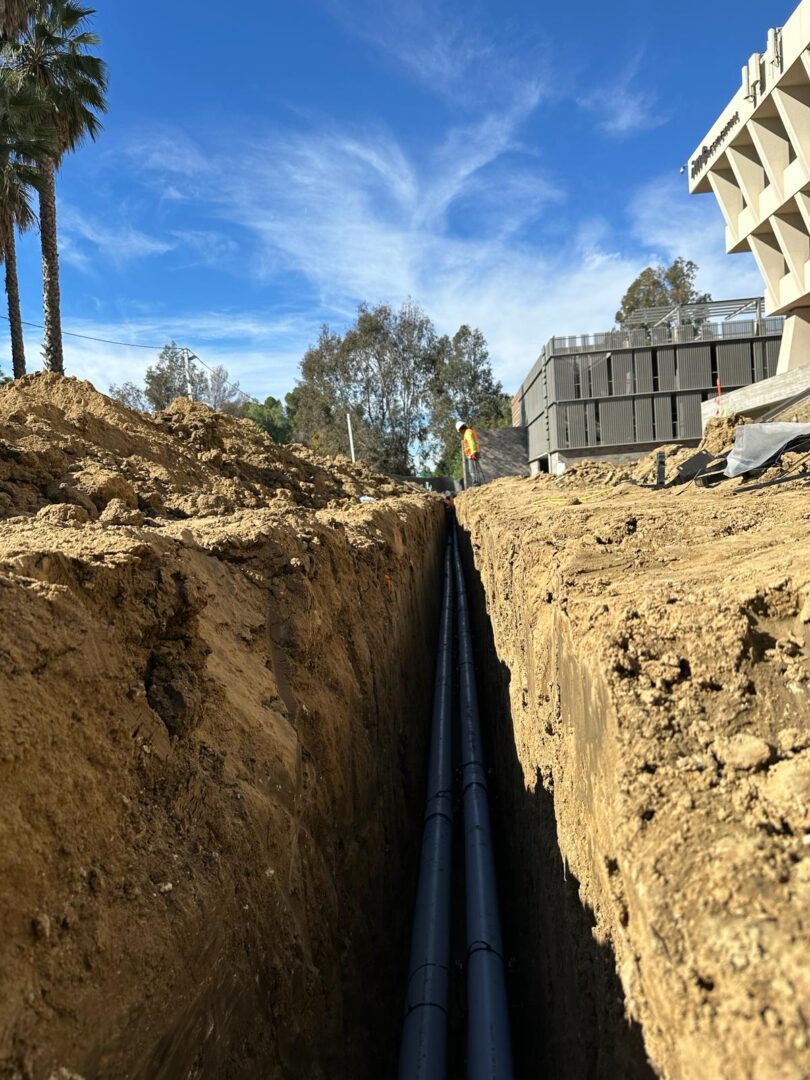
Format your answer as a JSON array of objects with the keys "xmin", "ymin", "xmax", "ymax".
[{"xmin": 456, "ymin": 420, "xmax": 483, "ymax": 488}]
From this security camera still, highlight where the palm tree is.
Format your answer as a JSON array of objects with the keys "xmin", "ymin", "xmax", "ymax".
[
  {"xmin": 0, "ymin": 1, "xmax": 30, "ymax": 39},
  {"xmin": 0, "ymin": 156, "xmax": 37, "ymax": 377},
  {"xmin": 0, "ymin": 80, "xmax": 52, "ymax": 377},
  {"xmin": 2, "ymin": 0, "xmax": 106, "ymax": 374}
]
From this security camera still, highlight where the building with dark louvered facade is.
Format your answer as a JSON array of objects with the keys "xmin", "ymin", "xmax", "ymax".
[{"xmin": 513, "ymin": 300, "xmax": 783, "ymax": 473}]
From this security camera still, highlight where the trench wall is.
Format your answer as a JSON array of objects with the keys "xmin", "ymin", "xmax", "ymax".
[
  {"xmin": 0, "ymin": 495, "xmax": 444, "ymax": 1079},
  {"xmin": 456, "ymin": 515, "xmax": 652, "ymax": 1078},
  {"xmin": 456, "ymin": 480, "xmax": 810, "ymax": 1080}
]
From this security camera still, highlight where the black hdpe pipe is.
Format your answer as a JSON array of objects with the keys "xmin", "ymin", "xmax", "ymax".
[
  {"xmin": 398, "ymin": 535, "xmax": 455, "ymax": 1080},
  {"xmin": 453, "ymin": 526, "xmax": 514, "ymax": 1080}
]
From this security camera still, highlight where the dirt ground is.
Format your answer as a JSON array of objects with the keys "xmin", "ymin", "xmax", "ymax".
[
  {"xmin": 456, "ymin": 447, "xmax": 810, "ymax": 1079},
  {"xmin": 0, "ymin": 375, "xmax": 443, "ymax": 1079}
]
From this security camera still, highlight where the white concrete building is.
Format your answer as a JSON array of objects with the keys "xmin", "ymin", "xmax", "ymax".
[{"xmin": 689, "ymin": 2, "xmax": 810, "ymax": 374}]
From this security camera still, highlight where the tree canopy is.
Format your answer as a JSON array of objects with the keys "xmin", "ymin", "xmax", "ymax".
[
  {"xmin": 242, "ymin": 393, "xmax": 297, "ymax": 443},
  {"xmin": 109, "ymin": 342, "xmax": 243, "ymax": 414},
  {"xmin": 108, "ymin": 310, "xmax": 509, "ymax": 481},
  {"xmin": 290, "ymin": 303, "xmax": 508, "ymax": 476},
  {"xmin": 429, "ymin": 325, "xmax": 511, "ymax": 476},
  {"xmin": 615, "ymin": 258, "xmax": 711, "ymax": 329}
]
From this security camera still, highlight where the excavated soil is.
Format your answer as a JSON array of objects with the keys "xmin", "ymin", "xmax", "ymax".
[
  {"xmin": 0, "ymin": 375, "xmax": 443, "ymax": 1079},
  {"xmin": 456, "ymin": 458, "xmax": 810, "ymax": 1080}
]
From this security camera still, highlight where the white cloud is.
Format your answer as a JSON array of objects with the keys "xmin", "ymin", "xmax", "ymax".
[
  {"xmin": 127, "ymin": 114, "xmax": 745, "ymax": 391},
  {"xmin": 11, "ymin": 161, "xmax": 758, "ymax": 400},
  {"xmin": 169, "ymin": 229, "xmax": 240, "ymax": 268},
  {"xmin": 318, "ymin": 0, "xmax": 547, "ymax": 110},
  {"xmin": 59, "ymin": 203, "xmax": 174, "ymax": 270},
  {"xmin": 578, "ymin": 54, "xmax": 667, "ymax": 139},
  {"xmin": 629, "ymin": 174, "xmax": 762, "ymax": 298}
]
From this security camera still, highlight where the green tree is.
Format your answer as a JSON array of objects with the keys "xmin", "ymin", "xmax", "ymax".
[
  {"xmin": 3, "ymin": 0, "xmax": 107, "ymax": 374},
  {"xmin": 294, "ymin": 302, "xmax": 439, "ymax": 474},
  {"xmin": 284, "ymin": 386, "xmax": 300, "ymax": 439},
  {"xmin": 294, "ymin": 326, "xmax": 352, "ymax": 456},
  {"xmin": 108, "ymin": 379, "xmax": 148, "ymax": 411},
  {"xmin": 615, "ymin": 257, "xmax": 711, "ymax": 329},
  {"xmin": 428, "ymin": 325, "xmax": 510, "ymax": 476},
  {"xmin": 243, "ymin": 395, "xmax": 293, "ymax": 442},
  {"xmin": 143, "ymin": 342, "xmax": 207, "ymax": 410}
]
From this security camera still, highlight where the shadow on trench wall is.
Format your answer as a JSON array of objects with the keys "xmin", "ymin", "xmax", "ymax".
[{"xmin": 457, "ymin": 530, "xmax": 655, "ymax": 1080}]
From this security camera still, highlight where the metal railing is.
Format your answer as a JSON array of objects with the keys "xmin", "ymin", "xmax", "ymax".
[{"xmin": 546, "ymin": 316, "xmax": 784, "ymax": 356}]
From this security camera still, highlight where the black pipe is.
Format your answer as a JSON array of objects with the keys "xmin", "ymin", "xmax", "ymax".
[
  {"xmin": 453, "ymin": 527, "xmax": 514, "ymax": 1080},
  {"xmin": 398, "ymin": 537, "xmax": 455, "ymax": 1080}
]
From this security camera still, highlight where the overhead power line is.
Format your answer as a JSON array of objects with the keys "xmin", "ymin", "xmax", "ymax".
[
  {"xmin": 0, "ymin": 313, "xmax": 259, "ymax": 405},
  {"xmin": 0, "ymin": 313, "xmax": 163, "ymax": 349}
]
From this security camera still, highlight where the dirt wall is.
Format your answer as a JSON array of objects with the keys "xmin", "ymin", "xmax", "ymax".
[
  {"xmin": 457, "ymin": 475, "xmax": 810, "ymax": 1080},
  {"xmin": 0, "ymin": 376, "xmax": 444, "ymax": 1079}
]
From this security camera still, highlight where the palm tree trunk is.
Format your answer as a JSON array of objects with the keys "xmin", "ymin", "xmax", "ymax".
[
  {"xmin": 4, "ymin": 226, "xmax": 25, "ymax": 378},
  {"xmin": 38, "ymin": 157, "xmax": 64, "ymax": 375}
]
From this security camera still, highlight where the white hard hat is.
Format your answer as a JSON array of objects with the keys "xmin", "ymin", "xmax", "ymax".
[{"xmin": 455, "ymin": 420, "xmax": 465, "ymax": 431}]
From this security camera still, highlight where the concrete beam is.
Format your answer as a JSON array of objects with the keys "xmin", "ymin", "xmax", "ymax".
[{"xmin": 701, "ymin": 365, "xmax": 810, "ymax": 429}]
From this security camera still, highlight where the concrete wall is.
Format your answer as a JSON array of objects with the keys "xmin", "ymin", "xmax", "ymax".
[
  {"xmin": 700, "ymin": 366, "xmax": 810, "ymax": 428},
  {"xmin": 689, "ymin": 1, "xmax": 810, "ymax": 370}
]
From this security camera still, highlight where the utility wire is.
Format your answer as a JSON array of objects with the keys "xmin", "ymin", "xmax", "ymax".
[
  {"xmin": 0, "ymin": 313, "xmax": 163, "ymax": 349},
  {"xmin": 0, "ymin": 313, "xmax": 259, "ymax": 405}
]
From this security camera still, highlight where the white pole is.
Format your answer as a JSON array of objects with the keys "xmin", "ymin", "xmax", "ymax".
[
  {"xmin": 183, "ymin": 349, "xmax": 193, "ymax": 401},
  {"xmin": 346, "ymin": 412, "xmax": 356, "ymax": 463}
]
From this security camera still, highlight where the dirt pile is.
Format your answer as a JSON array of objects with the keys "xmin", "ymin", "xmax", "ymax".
[
  {"xmin": 457, "ymin": 473, "xmax": 810, "ymax": 1079},
  {"xmin": 0, "ymin": 373, "xmax": 403, "ymax": 523},
  {"xmin": 551, "ymin": 415, "xmax": 750, "ymax": 490},
  {"xmin": 0, "ymin": 374, "xmax": 444, "ymax": 1079}
]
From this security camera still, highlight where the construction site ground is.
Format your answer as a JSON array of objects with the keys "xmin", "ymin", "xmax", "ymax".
[
  {"xmin": 0, "ymin": 373, "xmax": 808, "ymax": 1080},
  {"xmin": 456, "ymin": 453, "xmax": 810, "ymax": 1080}
]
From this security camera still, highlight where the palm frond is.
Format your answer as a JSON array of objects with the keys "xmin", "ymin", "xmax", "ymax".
[{"xmin": 2, "ymin": 0, "xmax": 105, "ymax": 159}]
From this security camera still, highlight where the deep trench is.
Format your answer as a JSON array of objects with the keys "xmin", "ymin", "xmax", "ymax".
[
  {"xmin": 387, "ymin": 519, "xmax": 656, "ymax": 1079},
  {"xmin": 452, "ymin": 526, "xmax": 655, "ymax": 1080}
]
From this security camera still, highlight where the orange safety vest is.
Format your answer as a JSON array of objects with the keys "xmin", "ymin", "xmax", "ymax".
[{"xmin": 462, "ymin": 428, "xmax": 480, "ymax": 458}]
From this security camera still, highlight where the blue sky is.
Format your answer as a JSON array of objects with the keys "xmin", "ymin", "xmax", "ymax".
[{"xmin": 3, "ymin": 0, "xmax": 797, "ymax": 397}]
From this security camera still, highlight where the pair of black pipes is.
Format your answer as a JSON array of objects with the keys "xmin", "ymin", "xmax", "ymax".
[{"xmin": 398, "ymin": 525, "xmax": 514, "ymax": 1080}]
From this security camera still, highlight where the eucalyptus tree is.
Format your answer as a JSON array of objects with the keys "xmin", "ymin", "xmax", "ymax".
[{"xmin": 3, "ymin": 0, "xmax": 107, "ymax": 374}]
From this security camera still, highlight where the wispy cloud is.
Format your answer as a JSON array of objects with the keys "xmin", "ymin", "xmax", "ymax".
[
  {"xmin": 62, "ymin": 123, "xmax": 758, "ymax": 397},
  {"xmin": 169, "ymin": 229, "xmax": 240, "ymax": 268},
  {"xmin": 629, "ymin": 174, "xmax": 761, "ymax": 296},
  {"xmin": 126, "ymin": 113, "xmax": 652, "ymax": 388},
  {"xmin": 0, "ymin": 309, "xmax": 319, "ymax": 401},
  {"xmin": 59, "ymin": 203, "xmax": 174, "ymax": 270},
  {"xmin": 578, "ymin": 53, "xmax": 666, "ymax": 139},
  {"xmin": 318, "ymin": 0, "xmax": 547, "ymax": 110}
]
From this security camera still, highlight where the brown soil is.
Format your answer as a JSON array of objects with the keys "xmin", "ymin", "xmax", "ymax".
[
  {"xmin": 552, "ymin": 415, "xmax": 751, "ymax": 490},
  {"xmin": 0, "ymin": 375, "xmax": 443, "ymax": 1079},
  {"xmin": 456, "ymin": 469, "xmax": 810, "ymax": 1080}
]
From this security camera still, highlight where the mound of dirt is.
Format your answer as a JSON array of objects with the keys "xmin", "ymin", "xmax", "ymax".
[
  {"xmin": 0, "ymin": 374, "xmax": 444, "ymax": 1079},
  {"xmin": 548, "ymin": 414, "xmax": 752, "ymax": 491},
  {"xmin": 0, "ymin": 373, "xmax": 403, "ymax": 522},
  {"xmin": 457, "ymin": 475, "xmax": 810, "ymax": 1079}
]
